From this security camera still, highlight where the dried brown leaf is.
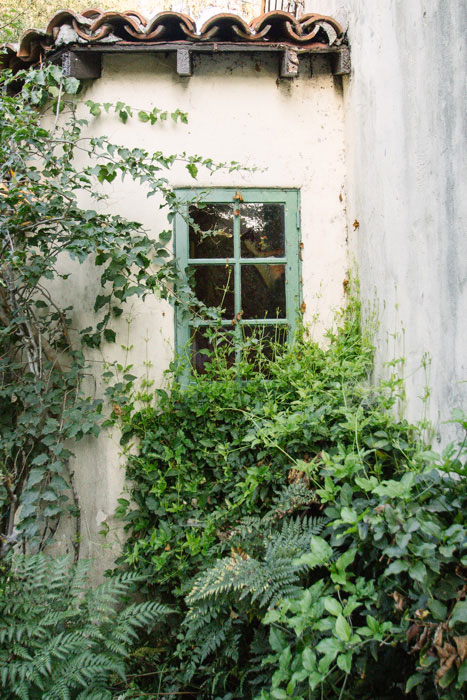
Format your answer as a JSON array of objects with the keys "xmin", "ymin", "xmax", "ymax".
[
  {"xmin": 392, "ymin": 591, "xmax": 406, "ymax": 613},
  {"xmin": 454, "ymin": 635, "xmax": 467, "ymax": 663}
]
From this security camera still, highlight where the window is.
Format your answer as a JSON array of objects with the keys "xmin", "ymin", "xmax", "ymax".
[{"xmin": 174, "ymin": 188, "xmax": 301, "ymax": 373}]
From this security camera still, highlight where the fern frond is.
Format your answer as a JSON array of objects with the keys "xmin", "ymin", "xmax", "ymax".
[
  {"xmin": 188, "ymin": 513, "xmax": 324, "ymax": 610},
  {"xmin": 0, "ymin": 554, "xmax": 169, "ymax": 699}
]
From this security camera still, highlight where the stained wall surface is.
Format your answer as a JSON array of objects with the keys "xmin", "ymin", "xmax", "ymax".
[
  {"xmin": 307, "ymin": 0, "xmax": 467, "ymax": 440},
  {"xmin": 52, "ymin": 51, "xmax": 347, "ymax": 567}
]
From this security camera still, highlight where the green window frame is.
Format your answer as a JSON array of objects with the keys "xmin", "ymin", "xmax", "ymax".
[{"xmin": 174, "ymin": 187, "xmax": 301, "ymax": 372}]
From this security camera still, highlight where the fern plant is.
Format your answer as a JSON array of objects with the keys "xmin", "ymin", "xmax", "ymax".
[
  {"xmin": 0, "ymin": 554, "xmax": 169, "ymax": 699},
  {"xmin": 177, "ymin": 490, "xmax": 324, "ymax": 697},
  {"xmin": 188, "ymin": 514, "xmax": 324, "ymax": 610}
]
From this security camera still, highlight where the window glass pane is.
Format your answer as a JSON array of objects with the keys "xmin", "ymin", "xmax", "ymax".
[
  {"xmin": 241, "ymin": 264, "xmax": 286, "ymax": 319},
  {"xmin": 191, "ymin": 327, "xmax": 235, "ymax": 375},
  {"xmin": 189, "ymin": 204, "xmax": 234, "ymax": 258},
  {"xmin": 240, "ymin": 203, "xmax": 285, "ymax": 258},
  {"xmin": 192, "ymin": 264, "xmax": 234, "ymax": 318}
]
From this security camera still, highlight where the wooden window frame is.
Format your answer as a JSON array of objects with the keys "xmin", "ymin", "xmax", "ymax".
[{"xmin": 174, "ymin": 187, "xmax": 301, "ymax": 372}]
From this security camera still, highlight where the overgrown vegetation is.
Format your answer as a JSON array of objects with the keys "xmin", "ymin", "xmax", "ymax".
[
  {"xmin": 0, "ymin": 36, "xmax": 465, "ymax": 700},
  {"xmin": 114, "ymin": 309, "xmax": 467, "ymax": 699},
  {"xmin": 0, "ymin": 63, "xmax": 238, "ymax": 555},
  {"xmin": 0, "ymin": 553, "xmax": 169, "ymax": 698}
]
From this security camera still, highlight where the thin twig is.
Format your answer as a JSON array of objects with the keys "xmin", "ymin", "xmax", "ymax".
[
  {"xmin": 68, "ymin": 468, "xmax": 81, "ymax": 564},
  {"xmin": 52, "ymin": 79, "xmax": 64, "ymax": 133}
]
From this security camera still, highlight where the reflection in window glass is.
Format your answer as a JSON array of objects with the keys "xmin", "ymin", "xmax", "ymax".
[
  {"xmin": 241, "ymin": 264, "xmax": 286, "ymax": 319},
  {"xmin": 240, "ymin": 203, "xmax": 285, "ymax": 258},
  {"xmin": 192, "ymin": 265, "xmax": 234, "ymax": 318},
  {"xmin": 189, "ymin": 204, "xmax": 234, "ymax": 258},
  {"xmin": 175, "ymin": 189, "xmax": 300, "ymax": 378}
]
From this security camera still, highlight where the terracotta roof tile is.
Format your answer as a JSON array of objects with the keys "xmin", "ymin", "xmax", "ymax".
[{"xmin": 3, "ymin": 9, "xmax": 344, "ymax": 69}]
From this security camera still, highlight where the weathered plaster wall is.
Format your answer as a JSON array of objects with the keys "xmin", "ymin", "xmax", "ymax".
[
  {"xmin": 307, "ymin": 0, "xmax": 467, "ymax": 440},
  {"xmin": 53, "ymin": 52, "xmax": 347, "ymax": 568}
]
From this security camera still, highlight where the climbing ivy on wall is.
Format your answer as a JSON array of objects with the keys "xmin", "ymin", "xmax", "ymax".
[{"xmin": 0, "ymin": 64, "xmax": 238, "ymax": 556}]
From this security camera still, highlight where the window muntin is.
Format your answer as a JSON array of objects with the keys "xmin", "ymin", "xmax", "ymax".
[{"xmin": 174, "ymin": 188, "xmax": 300, "ymax": 373}]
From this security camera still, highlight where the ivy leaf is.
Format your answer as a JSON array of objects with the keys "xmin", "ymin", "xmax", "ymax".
[
  {"xmin": 311, "ymin": 535, "xmax": 332, "ymax": 562},
  {"xmin": 458, "ymin": 659, "xmax": 467, "ymax": 686},
  {"xmin": 438, "ymin": 665, "xmax": 457, "ymax": 689},
  {"xmin": 405, "ymin": 672, "xmax": 425, "ymax": 693},
  {"xmin": 374, "ymin": 473, "xmax": 415, "ymax": 499},
  {"xmin": 294, "ymin": 535, "xmax": 332, "ymax": 568},
  {"xmin": 27, "ymin": 469, "xmax": 45, "ymax": 487},
  {"xmin": 186, "ymin": 163, "xmax": 198, "ymax": 179},
  {"xmin": 49, "ymin": 65, "xmax": 63, "ymax": 83},
  {"xmin": 340, "ymin": 506, "xmax": 358, "ymax": 523},
  {"xmin": 41, "ymin": 490, "xmax": 58, "ymax": 502},
  {"xmin": 94, "ymin": 295, "xmax": 111, "ymax": 312},
  {"xmin": 63, "ymin": 77, "xmax": 80, "ymax": 94},
  {"xmin": 159, "ymin": 230, "xmax": 172, "ymax": 243},
  {"xmin": 270, "ymin": 627, "xmax": 286, "ymax": 653},
  {"xmin": 385, "ymin": 559, "xmax": 408, "ymax": 576},
  {"xmin": 335, "ymin": 548, "xmax": 356, "ymax": 572},
  {"xmin": 85, "ymin": 100, "xmax": 101, "ymax": 117},
  {"xmin": 324, "ymin": 597, "xmax": 342, "ymax": 617},
  {"xmin": 450, "ymin": 601, "xmax": 467, "ymax": 627},
  {"xmin": 301, "ymin": 647, "xmax": 316, "ymax": 672},
  {"xmin": 103, "ymin": 329, "xmax": 116, "ymax": 343},
  {"xmin": 43, "ymin": 504, "xmax": 62, "ymax": 517},
  {"xmin": 428, "ymin": 599, "xmax": 447, "ymax": 621},
  {"xmin": 316, "ymin": 636, "xmax": 343, "ymax": 659},
  {"xmin": 335, "ymin": 615, "xmax": 352, "ymax": 642},
  {"xmin": 31, "ymin": 454, "xmax": 49, "ymax": 466},
  {"xmin": 409, "ymin": 561, "xmax": 427, "ymax": 584},
  {"xmin": 337, "ymin": 651, "xmax": 352, "ymax": 673},
  {"xmin": 271, "ymin": 690, "xmax": 288, "ymax": 699}
]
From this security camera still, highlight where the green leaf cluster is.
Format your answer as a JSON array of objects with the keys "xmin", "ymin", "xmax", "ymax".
[
  {"xmin": 0, "ymin": 553, "xmax": 169, "ymax": 698},
  {"xmin": 110, "ymin": 301, "xmax": 464, "ymax": 698},
  {"xmin": 0, "ymin": 62, "xmax": 238, "ymax": 554}
]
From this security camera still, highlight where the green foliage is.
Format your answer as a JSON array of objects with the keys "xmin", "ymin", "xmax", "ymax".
[
  {"xmin": 112, "ymin": 301, "xmax": 464, "ymax": 698},
  {"xmin": 116, "ymin": 303, "xmax": 376, "ymax": 595},
  {"xmin": 257, "ymin": 450, "xmax": 467, "ymax": 700},
  {"xmin": 0, "ymin": 62, "xmax": 237, "ymax": 554},
  {"xmin": 188, "ymin": 513, "xmax": 324, "ymax": 608},
  {"xmin": 0, "ymin": 553, "xmax": 169, "ymax": 698},
  {"xmin": 0, "ymin": 6, "xmax": 24, "ymax": 41},
  {"xmin": 178, "ymin": 504, "xmax": 324, "ymax": 697}
]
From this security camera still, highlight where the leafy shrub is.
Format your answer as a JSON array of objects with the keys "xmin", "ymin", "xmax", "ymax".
[
  {"xmin": 179, "ymin": 495, "xmax": 324, "ymax": 696},
  {"xmin": 0, "ymin": 60, "xmax": 237, "ymax": 556},
  {"xmin": 112, "ymin": 301, "xmax": 466, "ymax": 698},
  {"xmin": 257, "ymin": 445, "xmax": 467, "ymax": 700},
  {"xmin": 0, "ymin": 554, "xmax": 169, "ymax": 699}
]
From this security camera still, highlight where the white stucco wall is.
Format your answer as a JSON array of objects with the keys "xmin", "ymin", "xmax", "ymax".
[
  {"xmin": 53, "ymin": 51, "xmax": 347, "ymax": 567},
  {"xmin": 306, "ymin": 0, "xmax": 467, "ymax": 441}
]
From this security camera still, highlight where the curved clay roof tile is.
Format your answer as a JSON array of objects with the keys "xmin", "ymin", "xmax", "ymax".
[
  {"xmin": 231, "ymin": 23, "xmax": 271, "ymax": 42},
  {"xmin": 198, "ymin": 14, "xmax": 252, "ymax": 42},
  {"xmin": 125, "ymin": 12, "xmax": 196, "ymax": 42},
  {"xmin": 301, "ymin": 13, "xmax": 344, "ymax": 37},
  {"xmin": 72, "ymin": 11, "xmax": 144, "ymax": 41},
  {"xmin": 15, "ymin": 29, "xmax": 47, "ymax": 59},
  {"xmin": 80, "ymin": 9, "xmax": 106, "ymax": 19},
  {"xmin": 249, "ymin": 10, "xmax": 302, "ymax": 43},
  {"xmin": 45, "ymin": 10, "xmax": 89, "ymax": 37},
  {"xmin": 3, "ymin": 9, "xmax": 346, "ymax": 69}
]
